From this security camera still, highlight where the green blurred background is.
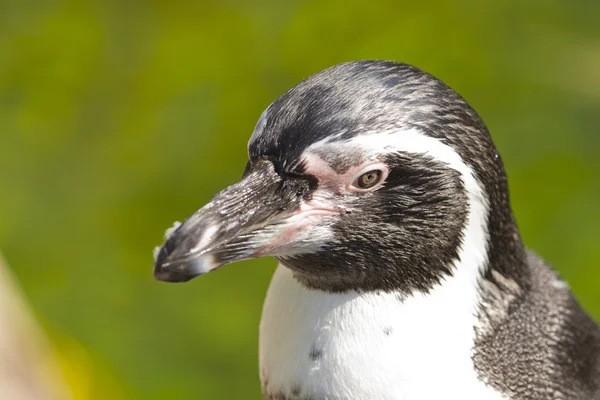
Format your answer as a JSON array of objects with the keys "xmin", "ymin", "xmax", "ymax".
[{"xmin": 0, "ymin": 0, "xmax": 599, "ymax": 398}]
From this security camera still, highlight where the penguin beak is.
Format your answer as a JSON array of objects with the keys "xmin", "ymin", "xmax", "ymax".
[{"xmin": 153, "ymin": 159, "xmax": 331, "ymax": 283}]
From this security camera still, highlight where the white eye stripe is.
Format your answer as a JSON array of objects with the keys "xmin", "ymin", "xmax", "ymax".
[
  {"xmin": 303, "ymin": 126, "xmax": 490, "ymax": 297},
  {"xmin": 334, "ymin": 129, "xmax": 470, "ymax": 177}
]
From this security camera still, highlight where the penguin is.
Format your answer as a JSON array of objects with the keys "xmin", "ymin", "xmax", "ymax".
[{"xmin": 153, "ymin": 60, "xmax": 600, "ymax": 400}]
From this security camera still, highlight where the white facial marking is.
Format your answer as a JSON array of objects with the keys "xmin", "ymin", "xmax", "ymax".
[
  {"xmin": 260, "ymin": 128, "xmax": 502, "ymax": 399},
  {"xmin": 164, "ymin": 221, "xmax": 182, "ymax": 240},
  {"xmin": 302, "ymin": 127, "xmax": 490, "ymax": 286},
  {"xmin": 152, "ymin": 246, "xmax": 160, "ymax": 261}
]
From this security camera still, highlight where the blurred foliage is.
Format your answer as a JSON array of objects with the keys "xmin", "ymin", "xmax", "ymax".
[{"xmin": 0, "ymin": 0, "xmax": 599, "ymax": 398}]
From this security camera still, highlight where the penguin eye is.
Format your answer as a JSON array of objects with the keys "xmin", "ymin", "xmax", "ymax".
[{"xmin": 353, "ymin": 170, "xmax": 383, "ymax": 189}]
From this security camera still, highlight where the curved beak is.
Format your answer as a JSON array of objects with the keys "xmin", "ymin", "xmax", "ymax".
[{"xmin": 153, "ymin": 159, "xmax": 321, "ymax": 282}]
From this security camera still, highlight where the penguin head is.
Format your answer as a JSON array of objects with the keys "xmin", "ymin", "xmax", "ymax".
[{"xmin": 154, "ymin": 60, "xmax": 523, "ymax": 294}]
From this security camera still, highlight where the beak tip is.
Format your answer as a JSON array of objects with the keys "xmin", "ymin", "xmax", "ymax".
[
  {"xmin": 153, "ymin": 255, "xmax": 217, "ymax": 283},
  {"xmin": 153, "ymin": 267, "xmax": 195, "ymax": 283}
]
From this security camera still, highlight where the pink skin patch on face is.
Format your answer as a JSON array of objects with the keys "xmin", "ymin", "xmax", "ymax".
[
  {"xmin": 301, "ymin": 152, "xmax": 390, "ymax": 194},
  {"xmin": 252, "ymin": 152, "xmax": 390, "ymax": 258},
  {"xmin": 253, "ymin": 202, "xmax": 340, "ymax": 257},
  {"xmin": 253, "ymin": 153, "xmax": 389, "ymax": 257}
]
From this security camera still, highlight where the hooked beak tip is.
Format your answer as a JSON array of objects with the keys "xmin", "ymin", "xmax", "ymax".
[
  {"xmin": 153, "ymin": 266, "xmax": 196, "ymax": 283},
  {"xmin": 153, "ymin": 253, "xmax": 218, "ymax": 283}
]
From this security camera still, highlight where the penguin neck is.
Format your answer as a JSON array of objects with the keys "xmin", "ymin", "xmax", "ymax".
[
  {"xmin": 483, "ymin": 182, "xmax": 530, "ymax": 291},
  {"xmin": 258, "ymin": 260, "xmax": 505, "ymax": 400}
]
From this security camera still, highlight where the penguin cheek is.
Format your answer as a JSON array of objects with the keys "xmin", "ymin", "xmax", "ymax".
[{"xmin": 256, "ymin": 209, "xmax": 338, "ymax": 258}]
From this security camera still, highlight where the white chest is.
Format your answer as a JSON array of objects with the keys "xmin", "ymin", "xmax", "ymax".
[{"xmin": 259, "ymin": 265, "xmax": 505, "ymax": 400}]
